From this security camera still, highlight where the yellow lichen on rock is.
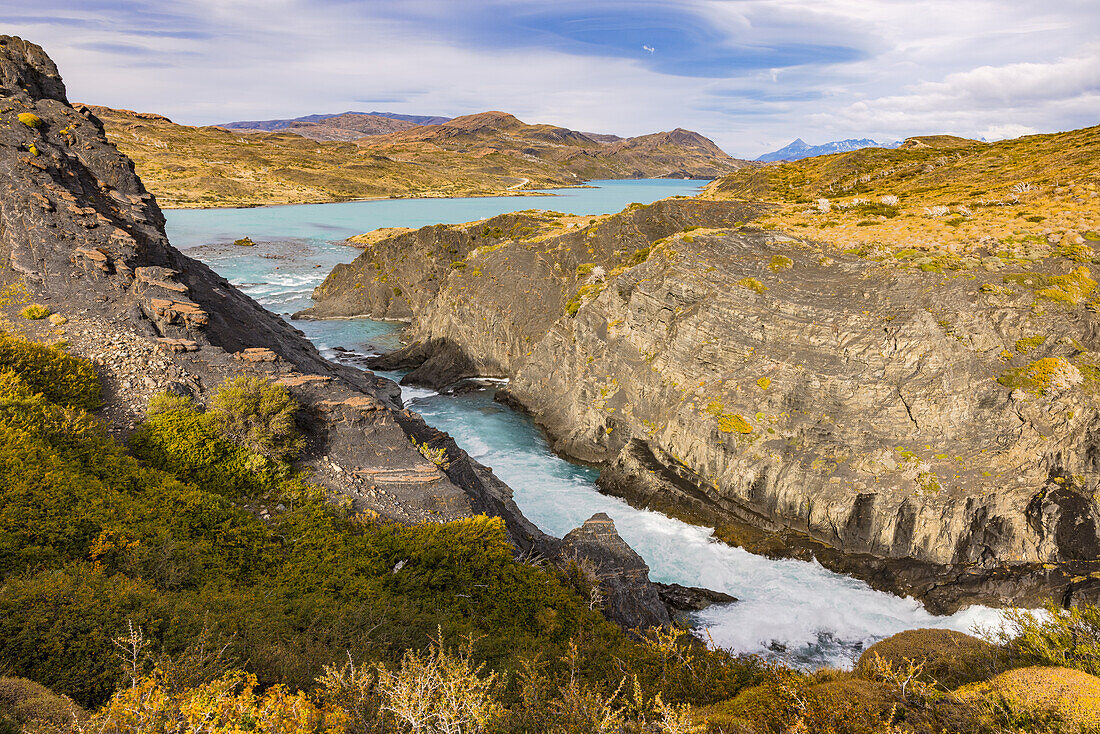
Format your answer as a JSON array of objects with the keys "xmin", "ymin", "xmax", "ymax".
[{"xmin": 999, "ymin": 357, "xmax": 1083, "ymax": 394}]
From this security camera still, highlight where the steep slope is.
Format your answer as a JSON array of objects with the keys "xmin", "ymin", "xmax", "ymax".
[
  {"xmin": 303, "ymin": 159, "xmax": 1100, "ymax": 612},
  {"xmin": 0, "ymin": 35, "xmax": 544, "ymax": 550},
  {"xmin": 92, "ymin": 106, "xmax": 747, "ymax": 207}
]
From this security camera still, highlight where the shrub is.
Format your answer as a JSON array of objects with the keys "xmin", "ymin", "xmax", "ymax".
[
  {"xmin": 146, "ymin": 391, "xmax": 195, "ymax": 416},
  {"xmin": 17, "ymin": 113, "xmax": 42, "ymax": 128},
  {"xmin": 0, "ymin": 677, "xmax": 81, "ymax": 732},
  {"xmin": 130, "ymin": 400, "xmax": 298, "ymax": 498},
  {"xmin": 0, "ymin": 331, "xmax": 101, "ymax": 411},
  {"xmin": 768, "ymin": 255, "xmax": 793, "ymax": 272},
  {"xmin": 798, "ymin": 678, "xmax": 896, "ymax": 734},
  {"xmin": 956, "ymin": 666, "xmax": 1100, "ymax": 732},
  {"xmin": 856, "ymin": 628, "xmax": 997, "ymax": 689},
  {"xmin": 701, "ymin": 671, "xmax": 803, "ymax": 734},
  {"xmin": 997, "ymin": 357, "xmax": 1083, "ymax": 394},
  {"xmin": 209, "ymin": 376, "xmax": 306, "ymax": 461},
  {"xmin": 0, "ymin": 568, "xmax": 171, "ymax": 707},
  {"xmin": 376, "ymin": 633, "xmax": 499, "ymax": 734},
  {"xmin": 90, "ymin": 671, "xmax": 340, "ymax": 734},
  {"xmin": 1014, "ymin": 335, "xmax": 1046, "ymax": 354},
  {"xmin": 999, "ymin": 602, "xmax": 1100, "ymax": 676},
  {"xmin": 19, "ymin": 304, "xmax": 50, "ymax": 320}
]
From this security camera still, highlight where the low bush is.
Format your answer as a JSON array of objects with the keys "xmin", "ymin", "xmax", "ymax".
[
  {"xmin": 956, "ymin": 666, "xmax": 1100, "ymax": 733},
  {"xmin": 209, "ymin": 376, "xmax": 306, "ymax": 461},
  {"xmin": 0, "ymin": 677, "xmax": 81, "ymax": 734},
  {"xmin": 0, "ymin": 331, "xmax": 101, "ymax": 411},
  {"xmin": 855, "ymin": 628, "xmax": 998, "ymax": 689},
  {"xmin": 999, "ymin": 601, "xmax": 1100, "ymax": 675},
  {"xmin": 17, "ymin": 112, "xmax": 42, "ymax": 128},
  {"xmin": 19, "ymin": 304, "xmax": 50, "ymax": 320}
]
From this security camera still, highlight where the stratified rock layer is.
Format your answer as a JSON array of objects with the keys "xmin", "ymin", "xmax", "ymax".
[{"xmin": 306, "ymin": 195, "xmax": 1100, "ymax": 612}]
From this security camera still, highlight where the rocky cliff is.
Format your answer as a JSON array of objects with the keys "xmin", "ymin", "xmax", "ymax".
[
  {"xmin": 305, "ymin": 194, "xmax": 1100, "ymax": 613},
  {"xmin": 0, "ymin": 34, "xmax": 546, "ymax": 549}
]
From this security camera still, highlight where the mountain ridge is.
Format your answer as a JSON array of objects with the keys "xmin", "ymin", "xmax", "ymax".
[
  {"xmin": 757, "ymin": 137, "xmax": 902, "ymax": 162},
  {"xmin": 218, "ymin": 110, "xmax": 451, "ymax": 131}
]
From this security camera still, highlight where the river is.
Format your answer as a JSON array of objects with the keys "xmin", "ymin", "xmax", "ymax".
[{"xmin": 164, "ymin": 180, "xmax": 1003, "ymax": 669}]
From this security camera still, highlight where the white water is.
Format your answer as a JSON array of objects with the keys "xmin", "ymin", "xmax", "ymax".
[{"xmin": 165, "ymin": 180, "xmax": 1007, "ymax": 669}]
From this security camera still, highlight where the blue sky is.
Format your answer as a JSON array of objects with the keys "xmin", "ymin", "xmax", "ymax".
[{"xmin": 3, "ymin": 0, "xmax": 1097, "ymax": 156}]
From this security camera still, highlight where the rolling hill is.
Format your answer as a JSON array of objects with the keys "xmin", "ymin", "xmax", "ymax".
[{"xmin": 89, "ymin": 106, "xmax": 747, "ymax": 208}]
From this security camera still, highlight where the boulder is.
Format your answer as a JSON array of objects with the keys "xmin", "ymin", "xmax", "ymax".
[{"xmin": 560, "ymin": 513, "xmax": 671, "ymax": 631}]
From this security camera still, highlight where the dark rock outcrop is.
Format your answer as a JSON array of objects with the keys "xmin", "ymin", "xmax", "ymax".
[
  {"xmin": 559, "ymin": 513, "xmax": 672, "ymax": 631},
  {"xmin": 654, "ymin": 583, "xmax": 737, "ymax": 612}
]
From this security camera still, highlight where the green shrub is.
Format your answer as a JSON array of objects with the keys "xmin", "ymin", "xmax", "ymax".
[
  {"xmin": 1000, "ymin": 602, "xmax": 1100, "ymax": 676},
  {"xmin": 146, "ymin": 391, "xmax": 195, "ymax": 416},
  {"xmin": 209, "ymin": 376, "xmax": 306, "ymax": 461},
  {"xmin": 0, "ymin": 331, "xmax": 100, "ymax": 411},
  {"xmin": 129, "ymin": 402, "xmax": 297, "ymax": 499},
  {"xmin": 768, "ymin": 255, "xmax": 793, "ymax": 272},
  {"xmin": 737, "ymin": 277, "xmax": 767, "ymax": 294},
  {"xmin": 1014, "ymin": 335, "xmax": 1047, "ymax": 354}
]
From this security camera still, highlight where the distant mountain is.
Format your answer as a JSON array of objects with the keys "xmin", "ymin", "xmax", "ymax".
[
  {"xmin": 218, "ymin": 111, "xmax": 452, "ymax": 138},
  {"xmin": 756, "ymin": 138, "xmax": 902, "ymax": 162},
  {"xmin": 92, "ymin": 106, "xmax": 749, "ymax": 208}
]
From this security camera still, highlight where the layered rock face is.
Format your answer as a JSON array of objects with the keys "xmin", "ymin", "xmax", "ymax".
[
  {"xmin": 307, "ymin": 196, "xmax": 1100, "ymax": 612},
  {"xmin": 0, "ymin": 35, "xmax": 544, "ymax": 549}
]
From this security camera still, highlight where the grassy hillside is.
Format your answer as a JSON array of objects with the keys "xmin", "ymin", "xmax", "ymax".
[
  {"xmin": 90, "ymin": 107, "xmax": 744, "ymax": 208},
  {"xmin": 705, "ymin": 125, "xmax": 1100, "ymax": 257}
]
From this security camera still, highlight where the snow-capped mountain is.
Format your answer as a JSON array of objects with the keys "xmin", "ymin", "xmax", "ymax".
[{"xmin": 756, "ymin": 138, "xmax": 902, "ymax": 162}]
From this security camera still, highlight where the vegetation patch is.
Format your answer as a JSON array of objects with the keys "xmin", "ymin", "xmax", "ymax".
[
  {"xmin": 705, "ymin": 399, "xmax": 753, "ymax": 434},
  {"xmin": 19, "ymin": 304, "xmax": 50, "ymax": 320},
  {"xmin": 16, "ymin": 112, "xmax": 41, "ymax": 128},
  {"xmin": 1014, "ymin": 335, "xmax": 1046, "ymax": 353},
  {"xmin": 997, "ymin": 357, "xmax": 1083, "ymax": 394},
  {"xmin": 737, "ymin": 277, "xmax": 767, "ymax": 294},
  {"xmin": 768, "ymin": 255, "xmax": 793, "ymax": 272}
]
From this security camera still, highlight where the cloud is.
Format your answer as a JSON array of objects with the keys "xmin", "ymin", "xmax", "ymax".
[
  {"xmin": 3, "ymin": 0, "xmax": 1097, "ymax": 157},
  {"xmin": 816, "ymin": 46, "xmax": 1100, "ymax": 140}
]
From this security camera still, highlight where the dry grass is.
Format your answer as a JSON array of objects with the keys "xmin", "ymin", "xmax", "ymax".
[{"xmin": 706, "ymin": 125, "xmax": 1100, "ymax": 259}]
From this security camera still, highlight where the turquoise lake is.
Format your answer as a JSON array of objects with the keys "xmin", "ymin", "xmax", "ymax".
[{"xmin": 164, "ymin": 179, "xmax": 1003, "ymax": 669}]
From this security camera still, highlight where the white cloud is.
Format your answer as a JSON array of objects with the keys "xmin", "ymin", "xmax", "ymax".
[
  {"xmin": 3, "ymin": 0, "xmax": 1098, "ymax": 157},
  {"xmin": 815, "ymin": 46, "xmax": 1100, "ymax": 140}
]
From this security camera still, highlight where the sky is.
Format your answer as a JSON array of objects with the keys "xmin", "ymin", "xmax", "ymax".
[{"xmin": 2, "ymin": 0, "xmax": 1097, "ymax": 157}]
